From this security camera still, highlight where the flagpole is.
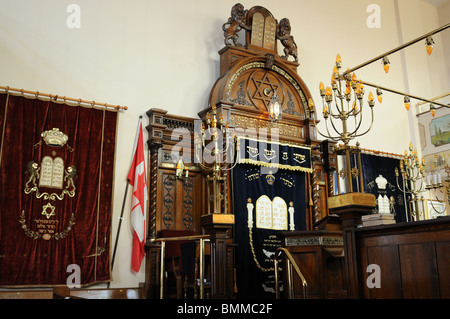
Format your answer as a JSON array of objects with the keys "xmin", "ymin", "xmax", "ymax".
[
  {"xmin": 108, "ymin": 115, "xmax": 143, "ymax": 288},
  {"xmin": 109, "ymin": 181, "xmax": 129, "ymax": 276}
]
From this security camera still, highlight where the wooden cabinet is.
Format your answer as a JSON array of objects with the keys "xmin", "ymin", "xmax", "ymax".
[{"xmin": 356, "ymin": 217, "xmax": 450, "ymax": 299}]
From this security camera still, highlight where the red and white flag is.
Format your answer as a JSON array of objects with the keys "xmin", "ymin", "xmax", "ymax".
[{"xmin": 127, "ymin": 117, "xmax": 147, "ymax": 272}]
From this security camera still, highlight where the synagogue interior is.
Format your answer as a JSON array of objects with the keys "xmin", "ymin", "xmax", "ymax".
[{"xmin": 0, "ymin": 0, "xmax": 449, "ymax": 302}]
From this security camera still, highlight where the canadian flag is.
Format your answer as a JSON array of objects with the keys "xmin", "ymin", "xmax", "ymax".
[{"xmin": 127, "ymin": 117, "xmax": 147, "ymax": 272}]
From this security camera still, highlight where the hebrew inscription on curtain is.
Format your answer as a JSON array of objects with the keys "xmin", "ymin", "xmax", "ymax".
[
  {"xmin": 0, "ymin": 92, "xmax": 117, "ymax": 286},
  {"xmin": 233, "ymin": 137, "xmax": 310, "ymax": 298}
]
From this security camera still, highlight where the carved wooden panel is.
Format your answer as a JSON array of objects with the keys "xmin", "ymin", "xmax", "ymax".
[
  {"xmin": 156, "ymin": 169, "xmax": 203, "ymax": 233},
  {"xmin": 250, "ymin": 13, "xmax": 264, "ymax": 47},
  {"xmin": 263, "ymin": 16, "xmax": 276, "ymax": 50},
  {"xmin": 224, "ymin": 62, "xmax": 308, "ymax": 118}
]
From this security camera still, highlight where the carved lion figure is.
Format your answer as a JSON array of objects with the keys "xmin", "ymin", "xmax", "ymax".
[
  {"xmin": 277, "ymin": 18, "xmax": 298, "ymax": 62},
  {"xmin": 222, "ymin": 3, "xmax": 251, "ymax": 46}
]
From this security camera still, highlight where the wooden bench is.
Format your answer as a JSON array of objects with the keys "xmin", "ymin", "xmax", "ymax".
[
  {"xmin": 0, "ymin": 290, "xmax": 54, "ymax": 299},
  {"xmin": 1, "ymin": 282, "xmax": 145, "ymax": 299}
]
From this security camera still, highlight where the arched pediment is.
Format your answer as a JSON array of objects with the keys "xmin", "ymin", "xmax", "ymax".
[{"xmin": 208, "ymin": 50, "xmax": 313, "ymax": 120}]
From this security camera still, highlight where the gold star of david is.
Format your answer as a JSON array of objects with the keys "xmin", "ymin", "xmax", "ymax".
[
  {"xmin": 251, "ymin": 72, "xmax": 280, "ymax": 107},
  {"xmin": 42, "ymin": 202, "xmax": 56, "ymax": 219}
]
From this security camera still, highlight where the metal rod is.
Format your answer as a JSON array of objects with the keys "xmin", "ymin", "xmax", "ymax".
[
  {"xmin": 274, "ymin": 248, "xmax": 308, "ymax": 299},
  {"xmin": 287, "ymin": 260, "xmax": 293, "ymax": 299},
  {"xmin": 199, "ymin": 238, "xmax": 205, "ymax": 299},
  {"xmin": 343, "ymin": 23, "xmax": 450, "ymax": 76},
  {"xmin": 152, "ymin": 235, "xmax": 210, "ymax": 299},
  {"xmin": 109, "ymin": 181, "xmax": 130, "ymax": 287},
  {"xmin": 160, "ymin": 241, "xmax": 165, "ymax": 299},
  {"xmin": 274, "ymin": 257, "xmax": 280, "ymax": 299},
  {"xmin": 416, "ymin": 92, "xmax": 450, "ymax": 106},
  {"xmin": 0, "ymin": 85, "xmax": 128, "ymax": 111},
  {"xmin": 361, "ymin": 80, "xmax": 449, "ymax": 108}
]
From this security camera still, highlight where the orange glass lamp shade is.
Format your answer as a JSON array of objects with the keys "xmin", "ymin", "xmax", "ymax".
[
  {"xmin": 430, "ymin": 104, "xmax": 436, "ymax": 117},
  {"xmin": 425, "ymin": 36, "xmax": 434, "ymax": 56},
  {"xmin": 382, "ymin": 56, "xmax": 390, "ymax": 74},
  {"xmin": 404, "ymin": 96, "xmax": 410, "ymax": 111},
  {"xmin": 368, "ymin": 92, "xmax": 375, "ymax": 107},
  {"xmin": 376, "ymin": 88, "xmax": 383, "ymax": 103},
  {"xmin": 319, "ymin": 82, "xmax": 325, "ymax": 96}
]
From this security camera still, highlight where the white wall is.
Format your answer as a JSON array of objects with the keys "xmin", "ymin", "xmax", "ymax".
[{"xmin": 0, "ymin": 0, "xmax": 448, "ymax": 288}]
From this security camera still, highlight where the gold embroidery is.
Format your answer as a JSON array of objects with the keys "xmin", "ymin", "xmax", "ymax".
[
  {"xmin": 19, "ymin": 210, "xmax": 75, "ymax": 241},
  {"xmin": 41, "ymin": 203, "xmax": 56, "ymax": 219}
]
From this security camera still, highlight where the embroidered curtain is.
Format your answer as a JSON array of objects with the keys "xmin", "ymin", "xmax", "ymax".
[
  {"xmin": 0, "ymin": 92, "xmax": 117, "ymax": 286},
  {"xmin": 237, "ymin": 136, "xmax": 312, "ymax": 173},
  {"xmin": 232, "ymin": 138, "xmax": 308, "ymax": 298}
]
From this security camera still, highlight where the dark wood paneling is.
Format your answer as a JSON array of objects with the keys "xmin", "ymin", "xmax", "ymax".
[
  {"xmin": 355, "ymin": 217, "xmax": 450, "ymax": 299},
  {"xmin": 436, "ymin": 241, "xmax": 450, "ymax": 298},
  {"xmin": 361, "ymin": 245, "xmax": 402, "ymax": 298},
  {"xmin": 399, "ymin": 243, "xmax": 439, "ymax": 299}
]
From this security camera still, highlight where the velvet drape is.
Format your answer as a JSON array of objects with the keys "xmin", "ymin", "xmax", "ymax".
[
  {"xmin": 352, "ymin": 153, "xmax": 407, "ymax": 222},
  {"xmin": 233, "ymin": 163, "xmax": 306, "ymax": 299},
  {"xmin": 0, "ymin": 92, "xmax": 117, "ymax": 286}
]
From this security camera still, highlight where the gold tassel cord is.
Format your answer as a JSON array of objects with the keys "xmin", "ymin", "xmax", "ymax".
[{"xmin": 0, "ymin": 85, "xmax": 128, "ymax": 111}]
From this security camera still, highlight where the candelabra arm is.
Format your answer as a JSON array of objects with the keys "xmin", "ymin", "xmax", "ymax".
[
  {"xmin": 327, "ymin": 115, "xmax": 346, "ymax": 140},
  {"xmin": 395, "ymin": 173, "xmax": 408, "ymax": 194},
  {"xmin": 311, "ymin": 112, "xmax": 341, "ymax": 141},
  {"xmin": 352, "ymin": 107, "xmax": 375, "ymax": 138},
  {"xmin": 218, "ymin": 149, "xmax": 241, "ymax": 172},
  {"xmin": 346, "ymin": 104, "xmax": 364, "ymax": 139}
]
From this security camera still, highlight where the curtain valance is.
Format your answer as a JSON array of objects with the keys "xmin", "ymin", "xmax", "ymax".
[{"xmin": 237, "ymin": 136, "xmax": 312, "ymax": 173}]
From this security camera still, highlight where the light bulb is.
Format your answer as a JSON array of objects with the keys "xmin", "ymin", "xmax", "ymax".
[
  {"xmin": 376, "ymin": 88, "xmax": 383, "ymax": 103},
  {"xmin": 382, "ymin": 56, "xmax": 390, "ymax": 74},
  {"xmin": 404, "ymin": 96, "xmax": 410, "ymax": 111}
]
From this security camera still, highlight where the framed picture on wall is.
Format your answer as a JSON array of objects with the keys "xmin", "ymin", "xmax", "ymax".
[
  {"xmin": 424, "ymin": 199, "xmax": 447, "ymax": 219},
  {"xmin": 417, "ymin": 104, "xmax": 450, "ymax": 179}
]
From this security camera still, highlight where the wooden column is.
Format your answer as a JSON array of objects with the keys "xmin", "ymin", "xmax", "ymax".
[
  {"xmin": 201, "ymin": 214, "xmax": 235, "ymax": 299},
  {"xmin": 328, "ymin": 193, "xmax": 375, "ymax": 299},
  {"xmin": 145, "ymin": 108, "xmax": 167, "ymax": 299}
]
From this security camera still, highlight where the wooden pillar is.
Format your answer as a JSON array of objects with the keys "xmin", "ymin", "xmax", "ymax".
[
  {"xmin": 201, "ymin": 214, "xmax": 235, "ymax": 299},
  {"xmin": 328, "ymin": 193, "xmax": 375, "ymax": 299},
  {"xmin": 145, "ymin": 108, "xmax": 167, "ymax": 299}
]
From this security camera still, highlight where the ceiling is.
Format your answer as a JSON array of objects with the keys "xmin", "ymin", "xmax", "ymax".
[{"xmin": 422, "ymin": 0, "xmax": 449, "ymax": 7}]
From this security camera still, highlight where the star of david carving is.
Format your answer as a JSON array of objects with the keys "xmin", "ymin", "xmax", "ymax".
[{"xmin": 251, "ymin": 72, "xmax": 280, "ymax": 108}]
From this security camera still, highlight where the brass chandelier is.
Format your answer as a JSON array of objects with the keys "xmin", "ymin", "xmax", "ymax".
[
  {"xmin": 310, "ymin": 54, "xmax": 374, "ymax": 193},
  {"xmin": 309, "ymin": 22, "xmax": 450, "ymax": 194}
]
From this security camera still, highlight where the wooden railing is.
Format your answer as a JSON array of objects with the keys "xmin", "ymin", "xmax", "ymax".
[{"xmin": 151, "ymin": 235, "xmax": 210, "ymax": 299}]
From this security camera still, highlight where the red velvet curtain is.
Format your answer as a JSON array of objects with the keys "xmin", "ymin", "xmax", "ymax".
[{"xmin": 0, "ymin": 92, "xmax": 117, "ymax": 286}]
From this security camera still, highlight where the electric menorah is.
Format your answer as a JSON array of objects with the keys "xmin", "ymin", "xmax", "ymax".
[
  {"xmin": 395, "ymin": 143, "xmax": 426, "ymax": 221},
  {"xmin": 194, "ymin": 105, "xmax": 239, "ymax": 215},
  {"xmin": 310, "ymin": 54, "xmax": 376, "ymax": 193}
]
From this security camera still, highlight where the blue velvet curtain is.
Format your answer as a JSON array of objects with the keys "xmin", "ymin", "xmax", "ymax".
[
  {"xmin": 233, "ymin": 163, "xmax": 307, "ymax": 299},
  {"xmin": 352, "ymin": 153, "xmax": 407, "ymax": 222}
]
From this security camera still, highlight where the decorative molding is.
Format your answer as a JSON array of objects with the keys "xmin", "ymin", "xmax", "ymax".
[
  {"xmin": 162, "ymin": 175, "xmax": 175, "ymax": 229},
  {"xmin": 285, "ymin": 236, "xmax": 343, "ymax": 247},
  {"xmin": 230, "ymin": 114, "xmax": 303, "ymax": 138}
]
